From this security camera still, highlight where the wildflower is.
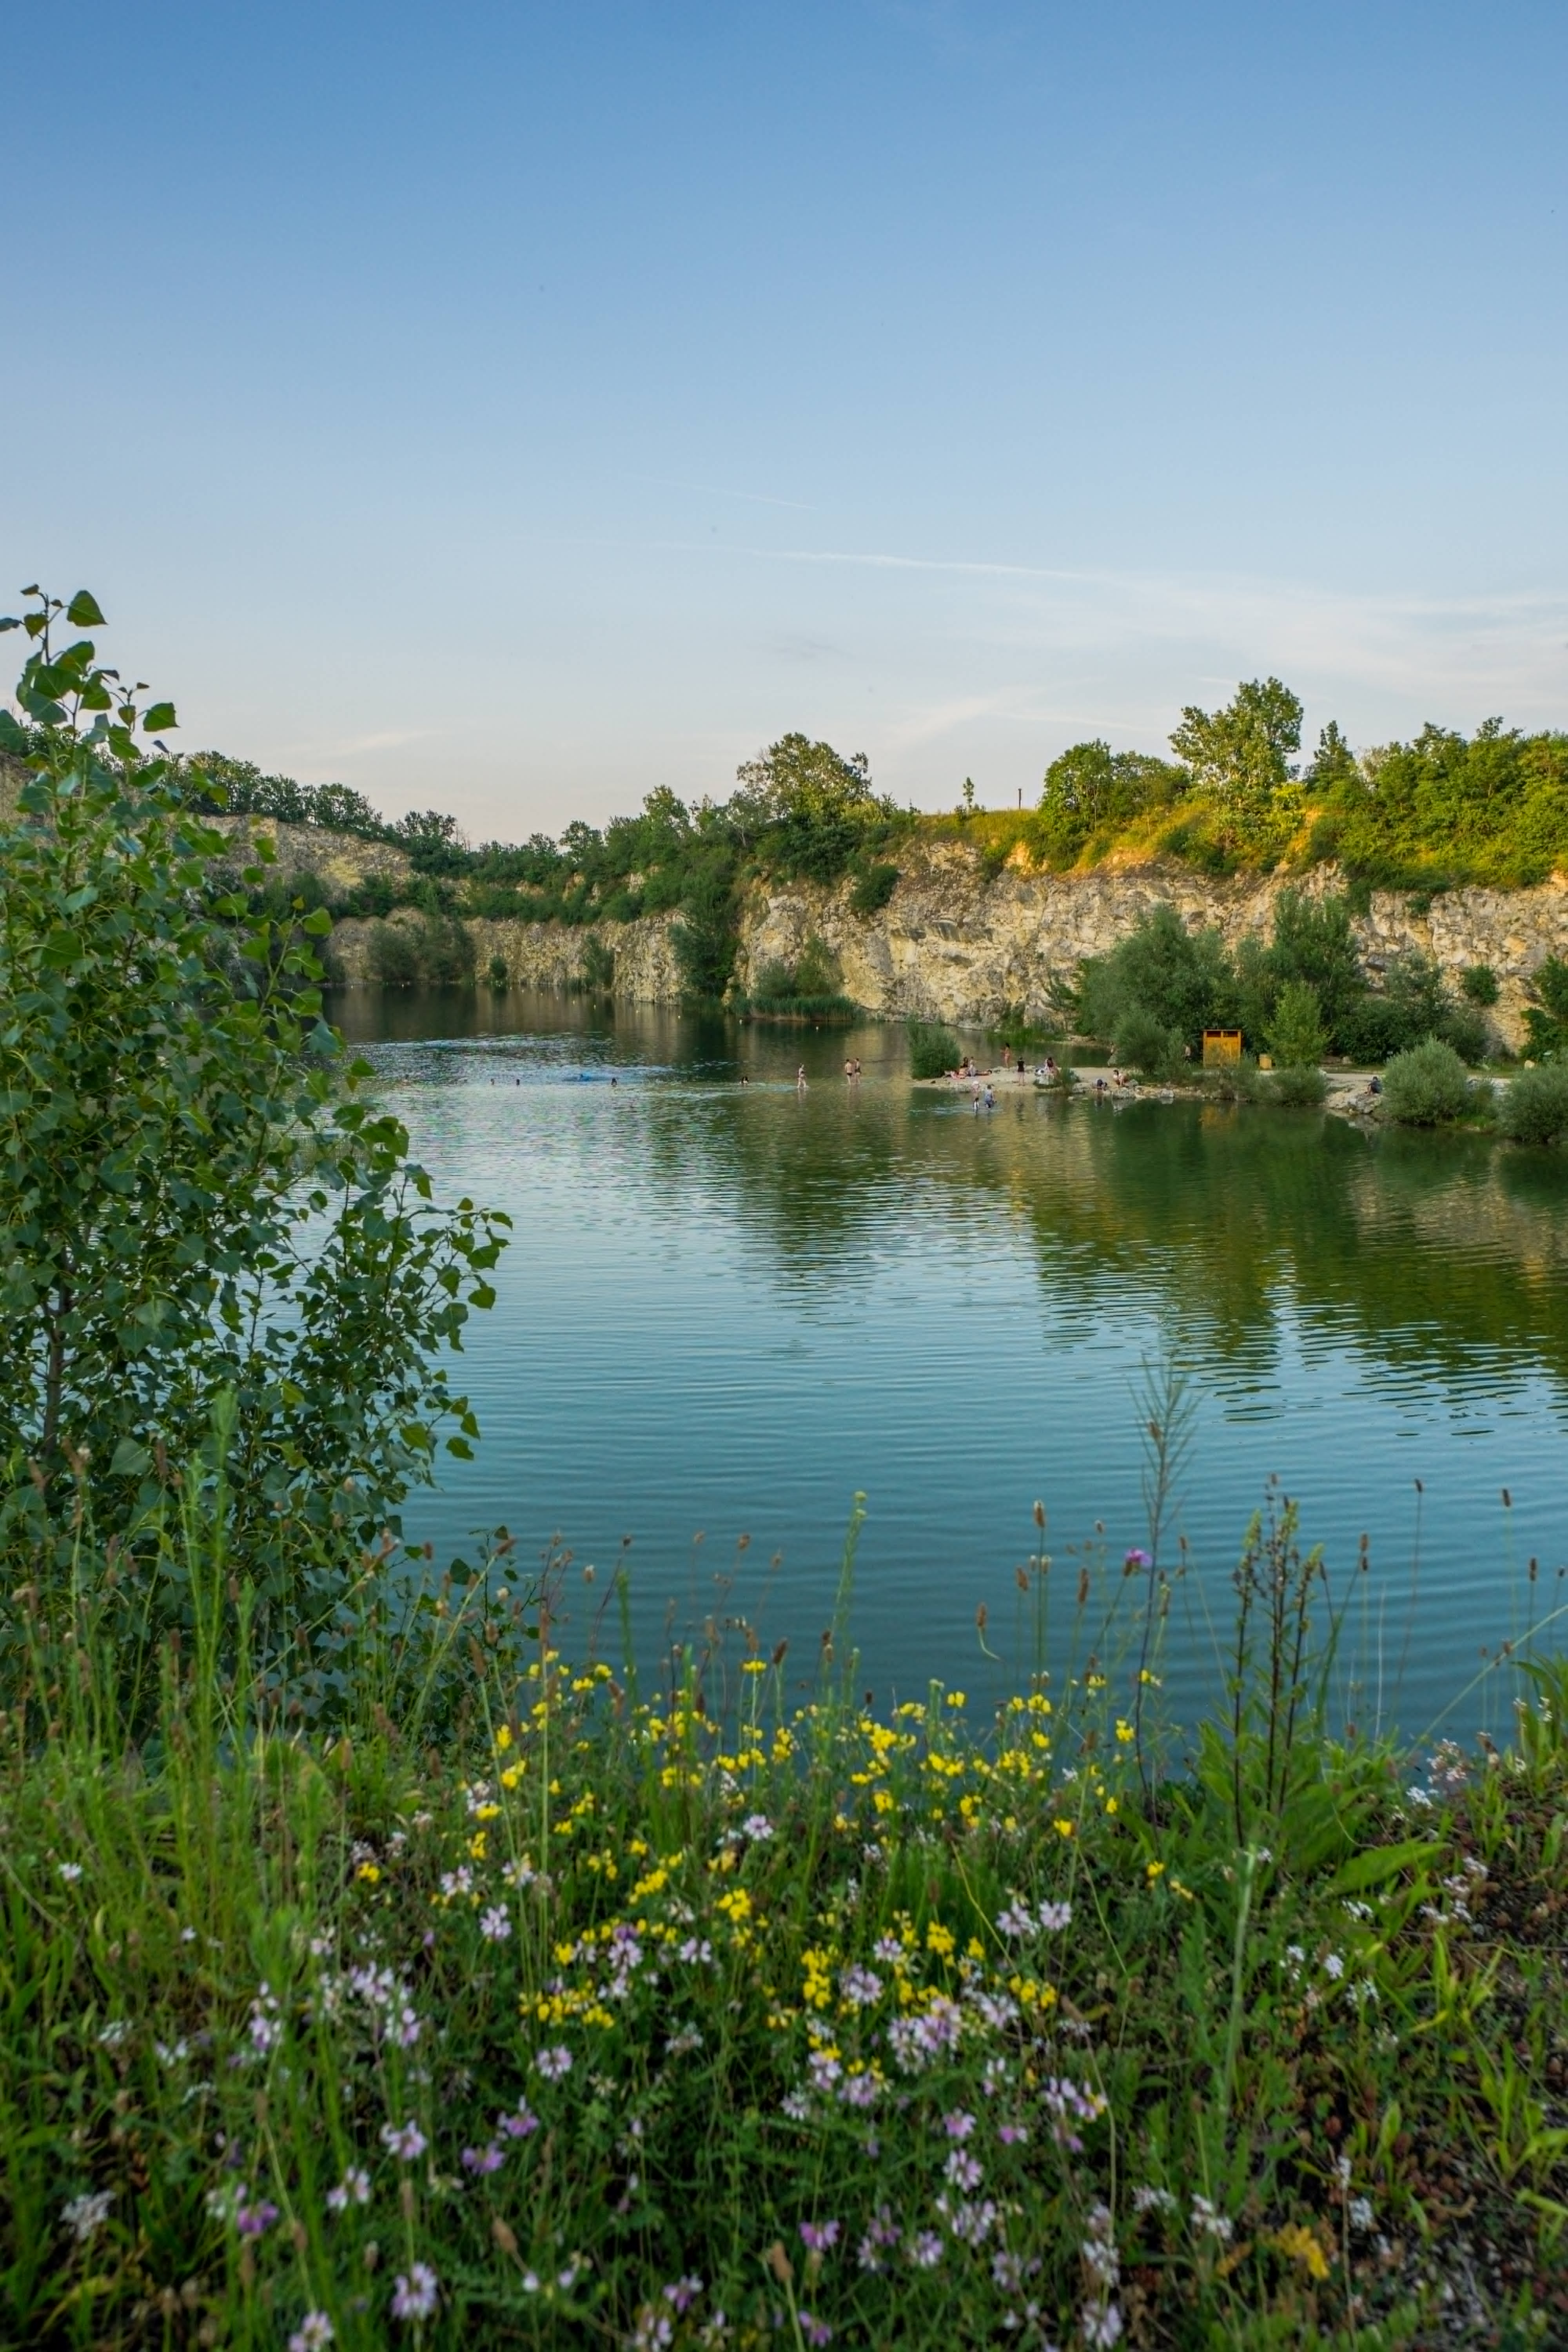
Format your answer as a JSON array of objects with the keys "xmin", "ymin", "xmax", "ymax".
[
  {"xmin": 390, "ymin": 2262, "xmax": 439, "ymax": 2323},
  {"xmin": 1037, "ymin": 1901, "xmax": 1072, "ymax": 1932},
  {"xmin": 1323, "ymin": 1951, "xmax": 1345, "ymax": 1981},
  {"xmin": 61, "ymin": 2191, "xmax": 113, "ymax": 2243},
  {"xmin": 677, "ymin": 1937, "xmax": 715, "ymax": 1965},
  {"xmin": 1080, "ymin": 2303, "xmax": 1123, "ymax": 2347},
  {"xmin": 800, "ymin": 2315, "xmax": 832, "ymax": 2347},
  {"xmin": 57, "ymin": 1862, "xmax": 83, "ymax": 1883},
  {"xmin": 499, "ymin": 2103, "xmax": 539, "ymax": 2138},
  {"xmin": 1190, "ymin": 2194, "xmax": 1233, "ymax": 2243},
  {"xmin": 906, "ymin": 2230, "xmax": 944, "ymax": 2268},
  {"xmin": 534, "ymin": 2044, "xmax": 573, "ymax": 2082},
  {"xmin": 1132, "ymin": 2185, "xmax": 1176, "ymax": 2215},
  {"xmin": 327, "ymin": 2169, "xmax": 372, "ymax": 2211},
  {"xmin": 1349, "ymin": 2196, "xmax": 1374, "ymax": 2232},
  {"xmin": 97, "ymin": 2020, "xmax": 130, "ymax": 2049},
  {"xmin": 944, "ymin": 2109, "xmax": 976, "ymax": 2140},
  {"xmin": 996, "ymin": 1902, "xmax": 1034, "ymax": 1938},
  {"xmin": 839, "ymin": 1965, "xmax": 882, "ymax": 2008},
  {"xmin": 461, "ymin": 2143, "xmax": 505, "ymax": 2175},
  {"xmin": 501, "ymin": 1858, "xmax": 536, "ymax": 1888},
  {"xmin": 478, "ymin": 1906, "xmax": 512, "ymax": 1943},
  {"xmin": 380, "ymin": 2120, "xmax": 427, "ymax": 2162},
  {"xmin": 837, "ymin": 2069, "xmax": 879, "ymax": 2109},
  {"xmin": 799, "ymin": 2220, "xmax": 840, "ymax": 2252},
  {"xmin": 236, "ymin": 2196, "xmax": 280, "ymax": 2237},
  {"xmin": 664, "ymin": 2275, "xmax": 703, "ymax": 2312},
  {"xmin": 288, "ymin": 2316, "xmax": 336, "ymax": 2352},
  {"xmin": 666, "ymin": 2023, "xmax": 704, "ymax": 2058},
  {"xmin": 1054, "ymin": 1819, "xmax": 1075, "ymax": 1839},
  {"xmin": 630, "ymin": 2308, "xmax": 674, "ymax": 2350},
  {"xmin": 997, "ymin": 2123, "xmax": 1029, "ymax": 2145},
  {"xmin": 741, "ymin": 1813, "xmax": 774, "ymax": 1842},
  {"xmin": 781, "ymin": 2091, "xmax": 811, "ymax": 2122},
  {"xmin": 872, "ymin": 1935, "xmax": 904, "ymax": 1964},
  {"xmin": 945, "ymin": 2148, "xmax": 984, "ymax": 2192},
  {"xmin": 1271, "ymin": 2221, "xmax": 1330, "ymax": 2280}
]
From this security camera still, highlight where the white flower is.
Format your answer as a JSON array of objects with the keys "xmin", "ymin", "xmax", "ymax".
[
  {"xmin": 289, "ymin": 2314, "xmax": 335, "ymax": 2352},
  {"xmin": 327, "ymin": 2168, "xmax": 371, "ymax": 2212},
  {"xmin": 534, "ymin": 2044, "xmax": 573, "ymax": 2082},
  {"xmin": 57, "ymin": 1862, "xmax": 83, "ymax": 1883},
  {"xmin": 478, "ymin": 1906, "xmax": 511, "ymax": 1942},
  {"xmin": 1190, "ymin": 2194, "xmax": 1233, "ymax": 2243},
  {"xmin": 741, "ymin": 1813, "xmax": 774, "ymax": 1842},
  {"xmin": 380, "ymin": 2120, "xmax": 426, "ymax": 2162},
  {"xmin": 62, "ymin": 2191, "xmax": 113, "ymax": 2243}
]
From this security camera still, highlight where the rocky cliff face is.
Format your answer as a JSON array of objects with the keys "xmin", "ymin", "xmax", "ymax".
[
  {"xmin": 320, "ymin": 834, "xmax": 1568, "ymax": 1051},
  {"xmin": 738, "ymin": 843, "xmax": 1568, "ymax": 1051}
]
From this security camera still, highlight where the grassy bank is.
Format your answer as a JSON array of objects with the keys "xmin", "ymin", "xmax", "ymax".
[{"xmin": 7, "ymin": 1507, "xmax": 1568, "ymax": 2351}]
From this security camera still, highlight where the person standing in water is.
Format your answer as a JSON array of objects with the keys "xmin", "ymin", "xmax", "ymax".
[{"xmin": 797, "ymin": 1065, "xmax": 808, "ymax": 1094}]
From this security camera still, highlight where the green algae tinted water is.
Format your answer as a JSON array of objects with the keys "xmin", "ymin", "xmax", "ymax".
[{"xmin": 333, "ymin": 989, "xmax": 1568, "ymax": 1738}]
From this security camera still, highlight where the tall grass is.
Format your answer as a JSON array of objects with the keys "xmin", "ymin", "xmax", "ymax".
[{"xmin": 3, "ymin": 1465, "xmax": 1568, "ymax": 2348}]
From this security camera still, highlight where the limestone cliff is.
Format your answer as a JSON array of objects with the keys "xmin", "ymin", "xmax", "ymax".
[{"xmin": 324, "ymin": 838, "xmax": 1568, "ymax": 1053}]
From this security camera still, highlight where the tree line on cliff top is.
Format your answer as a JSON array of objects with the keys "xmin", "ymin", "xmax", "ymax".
[
  {"xmin": 178, "ymin": 674, "xmax": 1568, "ymax": 916},
  {"xmin": 14, "ymin": 659, "xmax": 1564, "ymax": 998}
]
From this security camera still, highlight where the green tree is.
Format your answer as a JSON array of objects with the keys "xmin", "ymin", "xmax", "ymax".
[
  {"xmin": 0, "ymin": 588, "xmax": 506, "ymax": 1612},
  {"xmin": 1305, "ymin": 720, "xmax": 1359, "ymax": 791},
  {"xmin": 1169, "ymin": 678, "xmax": 1304, "ymax": 849},
  {"xmin": 1265, "ymin": 980, "xmax": 1327, "ymax": 1070},
  {"xmin": 1077, "ymin": 902, "xmax": 1235, "ymax": 1058},
  {"xmin": 1036, "ymin": 741, "xmax": 1188, "ymax": 862}
]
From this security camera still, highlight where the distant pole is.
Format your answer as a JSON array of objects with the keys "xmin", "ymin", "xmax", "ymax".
[{"xmin": 1017, "ymin": 788, "xmax": 1022, "ymax": 810}]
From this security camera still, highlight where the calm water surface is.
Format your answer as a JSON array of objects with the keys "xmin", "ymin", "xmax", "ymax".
[{"xmin": 334, "ymin": 989, "xmax": 1568, "ymax": 1737}]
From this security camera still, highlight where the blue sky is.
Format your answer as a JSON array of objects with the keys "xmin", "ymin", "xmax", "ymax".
[{"xmin": 4, "ymin": 1, "xmax": 1565, "ymax": 837}]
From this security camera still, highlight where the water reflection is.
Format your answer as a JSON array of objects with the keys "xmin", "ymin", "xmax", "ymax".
[{"xmin": 332, "ymin": 990, "xmax": 1568, "ymax": 1731}]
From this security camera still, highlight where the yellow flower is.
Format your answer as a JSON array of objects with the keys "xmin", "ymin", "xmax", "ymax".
[
  {"xmin": 1114, "ymin": 1719, "xmax": 1134, "ymax": 1745},
  {"xmin": 1145, "ymin": 1859, "xmax": 1166, "ymax": 1880},
  {"xmin": 468, "ymin": 1831, "xmax": 488, "ymax": 1861},
  {"xmin": 1054, "ymin": 1818, "xmax": 1075, "ymax": 1839},
  {"xmin": 873, "ymin": 1789, "xmax": 894, "ymax": 1815},
  {"xmin": 742, "ymin": 1659, "xmax": 767, "ymax": 1675},
  {"xmin": 926, "ymin": 1921, "xmax": 956, "ymax": 1959},
  {"xmin": 946, "ymin": 1691, "xmax": 966, "ymax": 1709},
  {"xmin": 1270, "ymin": 2223, "xmax": 1330, "ymax": 2281},
  {"xmin": 494, "ymin": 1724, "xmax": 513, "ymax": 1752},
  {"xmin": 355, "ymin": 1862, "xmax": 381, "ymax": 1884}
]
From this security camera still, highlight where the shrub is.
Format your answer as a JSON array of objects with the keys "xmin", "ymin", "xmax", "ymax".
[
  {"xmin": 1381, "ymin": 1037, "xmax": 1472, "ymax": 1125},
  {"xmin": 485, "ymin": 953, "xmax": 508, "ymax": 991},
  {"xmin": 1112, "ymin": 1003, "xmax": 1183, "ymax": 1079},
  {"xmin": 369, "ymin": 916, "xmax": 422, "ymax": 986},
  {"xmin": 1268, "ymin": 1063, "xmax": 1327, "ymax": 1108},
  {"xmin": 907, "ymin": 1018, "xmax": 961, "ymax": 1078},
  {"xmin": 1438, "ymin": 1001, "xmax": 1491, "ymax": 1067},
  {"xmin": 1497, "ymin": 1061, "xmax": 1568, "ymax": 1145},
  {"xmin": 0, "ymin": 587, "xmax": 505, "ymax": 1661},
  {"xmin": 1264, "ymin": 979, "xmax": 1327, "ymax": 1070},
  {"xmin": 849, "ymin": 860, "xmax": 899, "ymax": 915},
  {"xmin": 1077, "ymin": 902, "xmax": 1234, "ymax": 1055},
  {"xmin": 1462, "ymin": 963, "xmax": 1499, "ymax": 1005}
]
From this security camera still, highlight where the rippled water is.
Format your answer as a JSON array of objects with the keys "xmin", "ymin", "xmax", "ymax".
[{"xmin": 334, "ymin": 989, "xmax": 1568, "ymax": 1737}]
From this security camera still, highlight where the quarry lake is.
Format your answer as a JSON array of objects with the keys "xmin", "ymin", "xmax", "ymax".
[{"xmin": 335, "ymin": 988, "xmax": 1568, "ymax": 1739}]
